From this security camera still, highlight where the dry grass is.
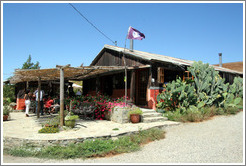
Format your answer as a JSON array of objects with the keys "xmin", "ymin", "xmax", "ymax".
[{"xmin": 213, "ymin": 61, "xmax": 243, "ymax": 72}]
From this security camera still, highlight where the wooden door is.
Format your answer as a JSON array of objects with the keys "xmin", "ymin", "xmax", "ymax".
[{"xmin": 136, "ymin": 69, "xmax": 149, "ymax": 106}]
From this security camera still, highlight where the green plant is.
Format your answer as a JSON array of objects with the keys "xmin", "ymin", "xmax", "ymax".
[
  {"xmin": 164, "ymin": 110, "xmax": 184, "ymax": 122},
  {"xmin": 3, "ymin": 106, "xmax": 10, "ymax": 116},
  {"xmin": 22, "ymin": 54, "xmax": 41, "ymax": 69},
  {"xmin": 188, "ymin": 61, "xmax": 229, "ymax": 106},
  {"xmin": 219, "ymin": 92, "xmax": 242, "ymax": 110},
  {"xmin": 6, "ymin": 128, "xmax": 165, "ymax": 159},
  {"xmin": 128, "ymin": 107, "xmax": 143, "ymax": 118},
  {"xmin": 229, "ymin": 77, "xmax": 243, "ymax": 98},
  {"xmin": 38, "ymin": 127, "xmax": 59, "ymax": 133},
  {"xmin": 64, "ymin": 114, "xmax": 79, "ymax": 121},
  {"xmin": 156, "ymin": 77, "xmax": 197, "ymax": 112},
  {"xmin": 224, "ymin": 106, "xmax": 240, "ymax": 115},
  {"xmin": 3, "ymin": 98, "xmax": 12, "ymax": 106},
  {"xmin": 3, "ymin": 84, "xmax": 15, "ymax": 104}
]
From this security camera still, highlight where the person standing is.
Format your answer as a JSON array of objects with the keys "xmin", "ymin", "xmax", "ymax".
[
  {"xmin": 24, "ymin": 89, "xmax": 32, "ymax": 117},
  {"xmin": 76, "ymin": 89, "xmax": 82, "ymax": 96},
  {"xmin": 33, "ymin": 88, "xmax": 45, "ymax": 115}
]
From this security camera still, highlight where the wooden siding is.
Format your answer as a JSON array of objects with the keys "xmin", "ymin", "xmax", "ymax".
[{"xmin": 93, "ymin": 49, "xmax": 149, "ymax": 67}]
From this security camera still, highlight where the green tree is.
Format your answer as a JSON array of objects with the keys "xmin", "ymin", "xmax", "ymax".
[
  {"xmin": 22, "ymin": 55, "xmax": 41, "ymax": 69},
  {"xmin": 3, "ymin": 83, "xmax": 16, "ymax": 104}
]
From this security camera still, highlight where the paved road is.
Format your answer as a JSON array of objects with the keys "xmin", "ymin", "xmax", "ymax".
[{"xmin": 3, "ymin": 111, "xmax": 244, "ymax": 164}]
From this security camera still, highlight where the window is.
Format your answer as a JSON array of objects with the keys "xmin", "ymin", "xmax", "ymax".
[
  {"xmin": 183, "ymin": 71, "xmax": 194, "ymax": 81},
  {"xmin": 158, "ymin": 67, "xmax": 165, "ymax": 83}
]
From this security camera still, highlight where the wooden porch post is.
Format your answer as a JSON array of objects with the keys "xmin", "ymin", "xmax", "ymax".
[
  {"xmin": 37, "ymin": 77, "xmax": 41, "ymax": 118},
  {"xmin": 60, "ymin": 67, "xmax": 64, "ymax": 127},
  {"xmin": 56, "ymin": 64, "xmax": 70, "ymax": 127},
  {"xmin": 26, "ymin": 81, "xmax": 29, "ymax": 89},
  {"xmin": 130, "ymin": 70, "xmax": 136, "ymax": 103}
]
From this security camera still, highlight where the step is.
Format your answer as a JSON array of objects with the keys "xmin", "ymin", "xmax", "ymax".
[
  {"xmin": 140, "ymin": 108, "xmax": 157, "ymax": 114},
  {"xmin": 142, "ymin": 112, "xmax": 162, "ymax": 118},
  {"xmin": 143, "ymin": 116, "xmax": 168, "ymax": 123}
]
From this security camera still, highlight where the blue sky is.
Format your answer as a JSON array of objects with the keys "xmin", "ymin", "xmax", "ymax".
[{"xmin": 3, "ymin": 2, "xmax": 244, "ymax": 81}]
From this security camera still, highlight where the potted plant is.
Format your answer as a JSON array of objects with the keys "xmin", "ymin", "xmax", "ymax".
[
  {"xmin": 128, "ymin": 107, "xmax": 143, "ymax": 123},
  {"xmin": 64, "ymin": 113, "xmax": 79, "ymax": 128},
  {"xmin": 3, "ymin": 106, "xmax": 10, "ymax": 121}
]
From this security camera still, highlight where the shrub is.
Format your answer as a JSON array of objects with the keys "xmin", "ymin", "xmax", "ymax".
[
  {"xmin": 65, "ymin": 94, "xmax": 130, "ymax": 120},
  {"xmin": 3, "ymin": 84, "xmax": 15, "ymax": 103},
  {"xmin": 164, "ymin": 110, "xmax": 184, "ymax": 122},
  {"xmin": 224, "ymin": 107, "xmax": 240, "ymax": 115},
  {"xmin": 64, "ymin": 115, "xmax": 79, "ymax": 121},
  {"xmin": 185, "ymin": 108, "xmax": 203, "ymax": 122},
  {"xmin": 3, "ymin": 106, "xmax": 10, "ymax": 116},
  {"xmin": 38, "ymin": 127, "xmax": 59, "ymax": 133}
]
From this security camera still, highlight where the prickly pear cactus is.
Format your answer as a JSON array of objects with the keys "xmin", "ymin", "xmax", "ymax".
[
  {"xmin": 156, "ymin": 77, "xmax": 197, "ymax": 112},
  {"xmin": 229, "ymin": 77, "xmax": 243, "ymax": 98},
  {"xmin": 188, "ymin": 61, "xmax": 228, "ymax": 106}
]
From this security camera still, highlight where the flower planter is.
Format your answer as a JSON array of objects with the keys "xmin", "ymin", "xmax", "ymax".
[
  {"xmin": 3, "ymin": 115, "xmax": 9, "ymax": 121},
  {"xmin": 65, "ymin": 120, "xmax": 76, "ymax": 128},
  {"xmin": 130, "ymin": 114, "xmax": 140, "ymax": 123}
]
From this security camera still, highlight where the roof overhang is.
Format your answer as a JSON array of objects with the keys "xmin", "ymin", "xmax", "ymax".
[{"xmin": 9, "ymin": 65, "xmax": 151, "ymax": 84}]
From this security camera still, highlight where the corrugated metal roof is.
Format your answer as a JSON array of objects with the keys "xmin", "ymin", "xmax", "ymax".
[{"xmin": 102, "ymin": 44, "xmax": 243, "ymax": 75}]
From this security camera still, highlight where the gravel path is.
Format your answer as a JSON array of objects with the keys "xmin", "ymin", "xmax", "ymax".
[{"xmin": 3, "ymin": 111, "xmax": 244, "ymax": 164}]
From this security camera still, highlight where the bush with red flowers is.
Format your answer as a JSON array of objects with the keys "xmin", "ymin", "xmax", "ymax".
[{"xmin": 65, "ymin": 94, "xmax": 129, "ymax": 120}]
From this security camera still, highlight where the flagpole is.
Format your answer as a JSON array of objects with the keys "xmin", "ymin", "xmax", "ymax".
[
  {"xmin": 123, "ymin": 35, "xmax": 128, "ymax": 107},
  {"xmin": 123, "ymin": 26, "xmax": 144, "ymax": 107}
]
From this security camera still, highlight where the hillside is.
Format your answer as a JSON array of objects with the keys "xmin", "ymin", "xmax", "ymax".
[{"xmin": 213, "ymin": 61, "xmax": 243, "ymax": 73}]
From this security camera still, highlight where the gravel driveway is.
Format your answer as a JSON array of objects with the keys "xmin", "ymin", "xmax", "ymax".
[{"xmin": 3, "ymin": 111, "xmax": 244, "ymax": 164}]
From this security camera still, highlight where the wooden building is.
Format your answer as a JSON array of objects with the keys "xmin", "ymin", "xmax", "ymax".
[
  {"xmin": 82, "ymin": 45, "xmax": 243, "ymax": 109},
  {"xmin": 9, "ymin": 45, "xmax": 243, "ymax": 110}
]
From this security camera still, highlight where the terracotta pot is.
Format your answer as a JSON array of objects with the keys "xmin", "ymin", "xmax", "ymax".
[
  {"xmin": 3, "ymin": 115, "xmax": 8, "ymax": 121},
  {"xmin": 130, "ymin": 114, "xmax": 140, "ymax": 123}
]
